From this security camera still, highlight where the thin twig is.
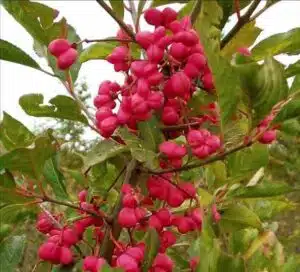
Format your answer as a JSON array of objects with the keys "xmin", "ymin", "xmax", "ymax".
[
  {"xmin": 249, "ymin": 0, "xmax": 277, "ymax": 22},
  {"xmin": 104, "ymin": 166, "xmax": 126, "ymax": 198},
  {"xmin": 95, "ymin": 0, "xmax": 136, "ymax": 41},
  {"xmin": 221, "ymin": 0, "xmax": 261, "ymax": 49},
  {"xmin": 77, "ymin": 38, "xmax": 134, "ymax": 45}
]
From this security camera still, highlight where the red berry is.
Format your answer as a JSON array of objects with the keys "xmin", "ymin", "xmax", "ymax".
[
  {"xmin": 187, "ymin": 130, "xmax": 205, "ymax": 147},
  {"xmin": 156, "ymin": 208, "xmax": 171, "ymax": 227},
  {"xmin": 83, "ymin": 256, "xmax": 106, "ymax": 272},
  {"xmin": 206, "ymin": 135, "xmax": 221, "ymax": 153},
  {"xmin": 62, "ymin": 228, "xmax": 79, "ymax": 247},
  {"xmin": 122, "ymin": 194, "xmax": 138, "ymax": 208},
  {"xmin": 184, "ymin": 63, "xmax": 200, "ymax": 78},
  {"xmin": 162, "ymin": 8, "xmax": 178, "ymax": 26},
  {"xmin": 162, "ymin": 107, "xmax": 179, "ymax": 125},
  {"xmin": 148, "ymin": 91, "xmax": 164, "ymax": 110},
  {"xmin": 144, "ymin": 8, "xmax": 163, "ymax": 26},
  {"xmin": 178, "ymin": 183, "xmax": 196, "ymax": 199},
  {"xmin": 118, "ymin": 207, "xmax": 138, "ymax": 228},
  {"xmin": 48, "ymin": 39, "xmax": 71, "ymax": 57},
  {"xmin": 258, "ymin": 130, "xmax": 276, "ymax": 144},
  {"xmin": 38, "ymin": 242, "xmax": 60, "ymax": 264},
  {"xmin": 169, "ymin": 42, "xmax": 189, "ymax": 60},
  {"xmin": 238, "ymin": 47, "xmax": 251, "ymax": 56},
  {"xmin": 96, "ymin": 107, "xmax": 113, "ymax": 122},
  {"xmin": 147, "ymin": 44, "xmax": 164, "ymax": 63},
  {"xmin": 116, "ymin": 253, "xmax": 139, "ymax": 271},
  {"xmin": 126, "ymin": 247, "xmax": 144, "ymax": 263},
  {"xmin": 57, "ymin": 48, "xmax": 78, "ymax": 70},
  {"xmin": 167, "ymin": 187, "xmax": 185, "ymax": 207},
  {"xmin": 153, "ymin": 253, "xmax": 174, "ymax": 272},
  {"xmin": 202, "ymin": 73, "xmax": 214, "ymax": 90},
  {"xmin": 60, "ymin": 247, "xmax": 73, "ymax": 265},
  {"xmin": 98, "ymin": 116, "xmax": 118, "ymax": 138},
  {"xmin": 192, "ymin": 145, "xmax": 211, "ymax": 159},
  {"xmin": 149, "ymin": 215, "xmax": 163, "ymax": 232},
  {"xmin": 187, "ymin": 53, "xmax": 206, "ymax": 70},
  {"xmin": 169, "ymin": 72, "xmax": 191, "ymax": 98},
  {"xmin": 134, "ymin": 207, "xmax": 147, "ymax": 221},
  {"xmin": 78, "ymin": 190, "xmax": 88, "ymax": 202},
  {"xmin": 136, "ymin": 31, "xmax": 155, "ymax": 49}
]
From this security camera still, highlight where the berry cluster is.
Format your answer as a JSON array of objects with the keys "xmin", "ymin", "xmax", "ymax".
[
  {"xmin": 48, "ymin": 39, "xmax": 78, "ymax": 70},
  {"xmin": 37, "ymin": 190, "xmax": 105, "ymax": 268},
  {"xmin": 92, "ymin": 8, "xmax": 215, "ymax": 139}
]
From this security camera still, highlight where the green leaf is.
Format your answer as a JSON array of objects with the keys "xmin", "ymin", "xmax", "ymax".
[
  {"xmin": 227, "ymin": 143, "xmax": 269, "ymax": 182},
  {"xmin": 290, "ymin": 74, "xmax": 300, "ymax": 93},
  {"xmin": 51, "ymin": 265, "xmax": 74, "ymax": 272},
  {"xmin": 138, "ymin": 116, "xmax": 164, "ymax": 152},
  {"xmin": 0, "ymin": 39, "xmax": 40, "ymax": 70},
  {"xmin": 251, "ymin": 28, "xmax": 300, "ymax": 61},
  {"xmin": 43, "ymin": 156, "xmax": 69, "ymax": 200},
  {"xmin": 191, "ymin": 220, "xmax": 220, "ymax": 272},
  {"xmin": 229, "ymin": 228, "xmax": 259, "ymax": 255},
  {"xmin": 0, "ymin": 136, "xmax": 56, "ymax": 179},
  {"xmin": 118, "ymin": 127, "xmax": 159, "ymax": 170},
  {"xmin": 109, "ymin": 0, "xmax": 124, "ymax": 20},
  {"xmin": 239, "ymin": 57, "xmax": 289, "ymax": 124},
  {"xmin": 19, "ymin": 94, "xmax": 88, "ymax": 124},
  {"xmin": 285, "ymin": 60, "xmax": 300, "ymax": 78},
  {"xmin": 220, "ymin": 204, "xmax": 262, "ymax": 231},
  {"xmin": 273, "ymin": 97, "xmax": 300, "ymax": 124},
  {"xmin": 0, "ymin": 112, "xmax": 35, "ymax": 150},
  {"xmin": 217, "ymin": 253, "xmax": 245, "ymax": 272},
  {"xmin": 221, "ymin": 21, "xmax": 262, "ymax": 58},
  {"xmin": 0, "ymin": 204, "xmax": 33, "ymax": 224},
  {"xmin": 84, "ymin": 140, "xmax": 128, "ymax": 172},
  {"xmin": 79, "ymin": 42, "xmax": 118, "ymax": 63},
  {"xmin": 228, "ymin": 181, "xmax": 296, "ymax": 198},
  {"xmin": 0, "ymin": 170, "xmax": 31, "ymax": 204},
  {"xmin": 196, "ymin": 1, "xmax": 242, "ymax": 132},
  {"xmin": 0, "ymin": 235, "xmax": 26, "ymax": 272},
  {"xmin": 142, "ymin": 228, "xmax": 160, "ymax": 272},
  {"xmin": 1, "ymin": 0, "xmax": 56, "ymax": 45}
]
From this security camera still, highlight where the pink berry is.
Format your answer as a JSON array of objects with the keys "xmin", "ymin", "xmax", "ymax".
[
  {"xmin": 134, "ymin": 207, "xmax": 147, "ymax": 221},
  {"xmin": 192, "ymin": 145, "xmax": 211, "ymax": 159},
  {"xmin": 190, "ymin": 208, "xmax": 203, "ymax": 228},
  {"xmin": 122, "ymin": 194, "xmax": 138, "ymax": 208},
  {"xmin": 78, "ymin": 190, "xmax": 88, "ymax": 202},
  {"xmin": 162, "ymin": 107, "xmax": 179, "ymax": 125},
  {"xmin": 38, "ymin": 242, "xmax": 60, "ymax": 264},
  {"xmin": 149, "ymin": 215, "xmax": 163, "ymax": 232},
  {"xmin": 148, "ymin": 91, "xmax": 164, "ymax": 110},
  {"xmin": 187, "ymin": 53, "xmax": 206, "ymax": 70},
  {"xmin": 147, "ymin": 44, "xmax": 164, "ymax": 63},
  {"xmin": 153, "ymin": 253, "xmax": 174, "ymax": 272},
  {"xmin": 117, "ymin": 253, "xmax": 139, "ymax": 271},
  {"xmin": 238, "ymin": 47, "xmax": 251, "ymax": 56},
  {"xmin": 167, "ymin": 187, "xmax": 185, "ymax": 207},
  {"xmin": 202, "ymin": 73, "xmax": 214, "ymax": 90},
  {"xmin": 136, "ymin": 31, "xmax": 155, "ymax": 49},
  {"xmin": 98, "ymin": 116, "xmax": 118, "ymax": 138},
  {"xmin": 160, "ymin": 230, "xmax": 176, "ymax": 249},
  {"xmin": 117, "ymin": 108, "xmax": 131, "ymax": 125},
  {"xmin": 96, "ymin": 107, "xmax": 113, "ymax": 122},
  {"xmin": 187, "ymin": 130, "xmax": 205, "ymax": 147},
  {"xmin": 258, "ymin": 130, "xmax": 276, "ymax": 144},
  {"xmin": 169, "ymin": 72, "xmax": 191, "ymax": 98},
  {"xmin": 178, "ymin": 183, "xmax": 196, "ymax": 199},
  {"xmin": 156, "ymin": 208, "xmax": 171, "ymax": 227},
  {"xmin": 62, "ymin": 228, "xmax": 79, "ymax": 247},
  {"xmin": 169, "ymin": 42, "xmax": 189, "ymax": 60},
  {"xmin": 206, "ymin": 135, "xmax": 221, "ymax": 153},
  {"xmin": 48, "ymin": 39, "xmax": 71, "ymax": 57},
  {"xmin": 60, "ymin": 247, "xmax": 73, "ymax": 265},
  {"xmin": 118, "ymin": 207, "xmax": 138, "ymax": 228},
  {"xmin": 144, "ymin": 8, "xmax": 163, "ymax": 26},
  {"xmin": 184, "ymin": 63, "xmax": 200, "ymax": 78},
  {"xmin": 57, "ymin": 48, "xmax": 78, "ymax": 70},
  {"xmin": 126, "ymin": 247, "xmax": 144, "ymax": 263},
  {"xmin": 162, "ymin": 8, "xmax": 177, "ymax": 26},
  {"xmin": 154, "ymin": 26, "xmax": 167, "ymax": 40}
]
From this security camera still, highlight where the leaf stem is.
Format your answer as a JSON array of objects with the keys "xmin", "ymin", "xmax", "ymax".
[
  {"xmin": 221, "ymin": 0, "xmax": 261, "ymax": 49},
  {"xmin": 95, "ymin": 0, "xmax": 136, "ymax": 41}
]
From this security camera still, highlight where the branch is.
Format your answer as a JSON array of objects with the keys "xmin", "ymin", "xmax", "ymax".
[
  {"xmin": 191, "ymin": 0, "xmax": 202, "ymax": 25},
  {"xmin": 249, "ymin": 0, "xmax": 278, "ymax": 22},
  {"xmin": 160, "ymin": 122, "xmax": 202, "ymax": 132},
  {"xmin": 100, "ymin": 159, "xmax": 138, "ymax": 262},
  {"xmin": 220, "ymin": 0, "xmax": 261, "ymax": 49},
  {"xmin": 78, "ymin": 38, "xmax": 135, "ymax": 45},
  {"xmin": 95, "ymin": 0, "xmax": 136, "ymax": 41}
]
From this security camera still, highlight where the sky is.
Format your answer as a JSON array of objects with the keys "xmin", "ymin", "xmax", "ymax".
[{"xmin": 0, "ymin": 1, "xmax": 300, "ymax": 136}]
